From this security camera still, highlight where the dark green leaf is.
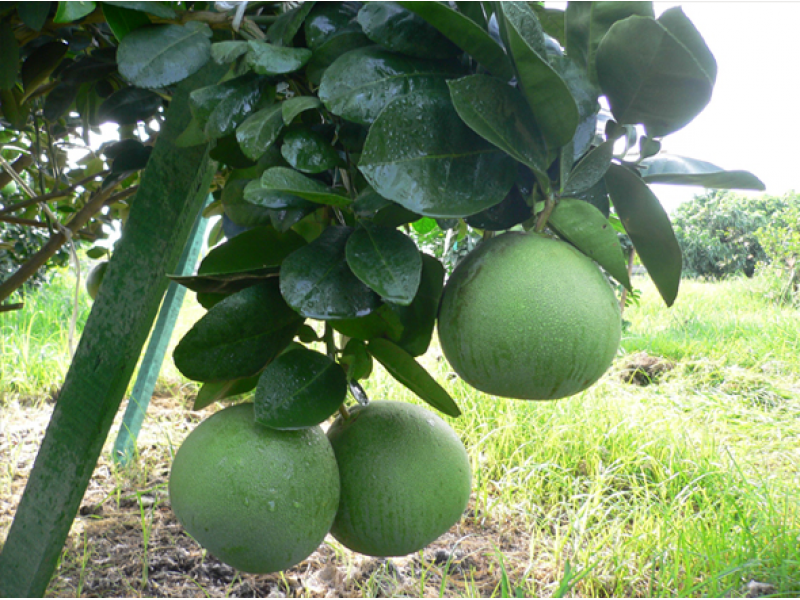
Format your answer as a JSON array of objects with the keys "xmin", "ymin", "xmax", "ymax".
[
  {"xmin": 596, "ymin": 16, "xmax": 714, "ymax": 137},
  {"xmin": 211, "ymin": 41, "xmax": 249, "ymax": 64},
  {"xmin": 190, "ymin": 73, "xmax": 263, "ymax": 139},
  {"xmin": 244, "ymin": 180, "xmax": 314, "ymax": 210},
  {"xmin": 448, "ymin": 74, "xmax": 550, "ymax": 178},
  {"xmin": 235, "ymin": 103, "xmax": 284, "ymax": 160},
  {"xmin": 260, "ymin": 167, "xmax": 351, "ymax": 207},
  {"xmin": 0, "ymin": 87, "xmax": 29, "ymax": 129},
  {"xmin": 304, "ymin": 25, "xmax": 371, "ymax": 85},
  {"xmin": 118, "ymin": 23, "xmax": 212, "ymax": 89},
  {"xmin": 103, "ymin": 1, "xmax": 176, "ymax": 19},
  {"xmin": 550, "ymin": 52, "xmax": 600, "ymax": 163},
  {"xmin": 499, "ymin": 2, "xmax": 578, "ymax": 149},
  {"xmin": 330, "ymin": 304, "xmax": 404, "ymax": 341},
  {"xmin": 21, "ymin": 42, "xmax": 67, "ymax": 95},
  {"xmin": 465, "ymin": 185, "xmax": 532, "ymax": 231},
  {"xmin": 280, "ymin": 126, "xmax": 342, "ymax": 174},
  {"xmin": 657, "ymin": 7, "xmax": 716, "ymax": 83},
  {"xmin": 304, "ymin": 1, "xmax": 360, "ymax": 49},
  {"xmin": 0, "ymin": 22, "xmax": 20, "ymax": 90},
  {"xmin": 86, "ymin": 246, "xmax": 107, "ymax": 259},
  {"xmin": 193, "ymin": 375, "xmax": 261, "ymax": 410},
  {"xmin": 396, "ymin": 1, "xmax": 514, "ymax": 81},
  {"xmin": 246, "ymin": 40, "xmax": 312, "ymax": 76},
  {"xmin": 345, "ymin": 223, "xmax": 422, "ymax": 305},
  {"xmin": 102, "ymin": 3, "xmax": 150, "ymax": 41},
  {"xmin": 197, "ymin": 226, "xmax": 306, "ymax": 276},
  {"xmin": 318, "ymin": 46, "xmax": 462, "ymax": 126},
  {"xmin": 210, "ymin": 133, "xmax": 255, "ymax": 168},
  {"xmin": 565, "ymin": 2, "xmax": 654, "ymax": 84},
  {"xmin": 638, "ymin": 155, "xmax": 765, "ymax": 190},
  {"xmin": 367, "ymin": 338, "xmax": 460, "ymax": 417},
  {"xmin": 357, "ymin": 2, "xmax": 461, "ymax": 59},
  {"xmin": 359, "ymin": 89, "xmax": 516, "ymax": 218},
  {"xmin": 254, "ymin": 348, "xmax": 347, "ymax": 430},
  {"xmin": 18, "ymin": 2, "xmax": 52, "ymax": 31},
  {"xmin": 605, "ymin": 164, "xmax": 681, "ymax": 306},
  {"xmin": 279, "ymin": 226, "xmax": 381, "ymax": 319},
  {"xmin": 268, "ymin": 2, "xmax": 316, "ymax": 46},
  {"xmin": 59, "ymin": 55, "xmax": 116, "ymax": 84},
  {"xmin": 110, "ymin": 141, "xmax": 151, "ymax": 173},
  {"xmin": 549, "ymin": 197, "xmax": 631, "ymax": 289},
  {"xmin": 54, "ymin": 1, "xmax": 96, "ymax": 22},
  {"xmin": 341, "ymin": 338, "xmax": 372, "ymax": 380},
  {"xmin": 562, "ymin": 140, "xmax": 614, "ymax": 195},
  {"xmin": 97, "ymin": 87, "xmax": 162, "ymax": 125},
  {"xmin": 170, "ymin": 273, "xmax": 269, "ymax": 295},
  {"xmin": 173, "ymin": 281, "xmax": 304, "ymax": 382}
]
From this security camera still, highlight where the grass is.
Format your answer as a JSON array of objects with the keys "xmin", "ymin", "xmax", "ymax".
[{"xmin": 2, "ymin": 270, "xmax": 800, "ymax": 597}]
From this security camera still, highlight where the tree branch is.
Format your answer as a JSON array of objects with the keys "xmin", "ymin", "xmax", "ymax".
[
  {"xmin": 0, "ymin": 154, "xmax": 33, "ymax": 190},
  {"xmin": 0, "ymin": 215, "xmax": 49, "ymax": 228},
  {"xmin": 0, "ymin": 170, "xmax": 111, "ymax": 215}
]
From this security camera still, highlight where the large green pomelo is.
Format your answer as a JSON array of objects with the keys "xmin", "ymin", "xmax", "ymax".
[
  {"xmin": 437, "ymin": 232, "xmax": 621, "ymax": 400},
  {"xmin": 168, "ymin": 403, "xmax": 340, "ymax": 573},
  {"xmin": 327, "ymin": 401, "xmax": 471, "ymax": 557}
]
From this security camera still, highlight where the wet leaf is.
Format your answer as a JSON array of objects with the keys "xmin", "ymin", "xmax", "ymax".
[
  {"xmin": 280, "ymin": 126, "xmax": 342, "ymax": 174},
  {"xmin": 236, "ymin": 103, "xmax": 284, "ymax": 161},
  {"xmin": 246, "ymin": 40, "xmax": 312, "ymax": 76},
  {"xmin": 104, "ymin": 1, "xmax": 176, "ymax": 19},
  {"xmin": 304, "ymin": 2, "xmax": 360, "ymax": 49},
  {"xmin": 193, "ymin": 374, "xmax": 261, "ymax": 410},
  {"xmin": 102, "ymin": 3, "xmax": 151, "ymax": 41},
  {"xmin": 54, "ymin": 1, "xmax": 96, "ymax": 22},
  {"xmin": 304, "ymin": 25, "xmax": 371, "ymax": 85},
  {"xmin": 282, "ymin": 96, "xmax": 322, "ymax": 125},
  {"xmin": 330, "ymin": 304, "xmax": 404, "ymax": 342},
  {"xmin": 562, "ymin": 140, "xmax": 614, "ymax": 196},
  {"xmin": 260, "ymin": 167, "xmax": 351, "ymax": 207},
  {"xmin": 255, "ymin": 347, "xmax": 347, "ymax": 430},
  {"xmin": 340, "ymin": 338, "xmax": 373, "ymax": 381},
  {"xmin": 465, "ymin": 185, "xmax": 532, "ymax": 231},
  {"xmin": 190, "ymin": 73, "xmax": 263, "ymax": 140},
  {"xmin": 197, "ymin": 226, "xmax": 307, "ymax": 276},
  {"xmin": 97, "ymin": 87, "xmax": 162, "ymax": 125},
  {"xmin": 638, "ymin": 155, "xmax": 765, "ymax": 190},
  {"xmin": 267, "ymin": 2, "xmax": 316, "ymax": 46},
  {"xmin": 211, "ymin": 41, "xmax": 249, "ymax": 64}
]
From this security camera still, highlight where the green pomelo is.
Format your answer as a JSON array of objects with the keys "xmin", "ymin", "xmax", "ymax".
[
  {"xmin": 86, "ymin": 261, "xmax": 108, "ymax": 300},
  {"xmin": 168, "ymin": 403, "xmax": 340, "ymax": 574},
  {"xmin": 327, "ymin": 401, "xmax": 471, "ymax": 557},
  {"xmin": 437, "ymin": 231, "xmax": 621, "ymax": 400}
]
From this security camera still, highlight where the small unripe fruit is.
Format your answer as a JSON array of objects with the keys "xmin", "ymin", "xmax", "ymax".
[{"xmin": 85, "ymin": 261, "xmax": 108, "ymax": 300}]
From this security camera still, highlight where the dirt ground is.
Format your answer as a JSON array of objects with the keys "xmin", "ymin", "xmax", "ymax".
[{"xmin": 1, "ymin": 394, "xmax": 555, "ymax": 598}]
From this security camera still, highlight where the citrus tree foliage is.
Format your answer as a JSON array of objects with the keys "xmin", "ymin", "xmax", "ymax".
[
  {"xmin": 0, "ymin": 1, "xmax": 764, "ymax": 415},
  {"xmin": 754, "ymin": 193, "xmax": 800, "ymax": 301}
]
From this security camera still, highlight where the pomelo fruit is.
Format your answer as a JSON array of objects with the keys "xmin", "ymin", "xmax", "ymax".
[
  {"xmin": 327, "ymin": 401, "xmax": 471, "ymax": 557},
  {"xmin": 168, "ymin": 403, "xmax": 340, "ymax": 573},
  {"xmin": 437, "ymin": 231, "xmax": 621, "ymax": 400},
  {"xmin": 85, "ymin": 261, "xmax": 108, "ymax": 300}
]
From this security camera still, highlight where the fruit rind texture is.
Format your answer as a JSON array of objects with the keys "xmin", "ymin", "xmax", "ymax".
[
  {"xmin": 327, "ymin": 400, "xmax": 472, "ymax": 557},
  {"xmin": 437, "ymin": 231, "xmax": 621, "ymax": 400},
  {"xmin": 168, "ymin": 403, "xmax": 340, "ymax": 574}
]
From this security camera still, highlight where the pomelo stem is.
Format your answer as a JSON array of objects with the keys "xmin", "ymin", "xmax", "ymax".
[
  {"xmin": 534, "ymin": 195, "xmax": 556, "ymax": 233},
  {"xmin": 338, "ymin": 403, "xmax": 351, "ymax": 420}
]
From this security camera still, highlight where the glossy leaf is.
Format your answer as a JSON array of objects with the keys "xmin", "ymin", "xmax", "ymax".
[
  {"xmin": 210, "ymin": 133, "xmax": 256, "ymax": 168},
  {"xmin": 565, "ymin": 2, "xmax": 654, "ymax": 84},
  {"xmin": 21, "ymin": 42, "xmax": 68, "ymax": 95},
  {"xmin": 103, "ymin": 1, "xmax": 176, "ymax": 19},
  {"xmin": 18, "ymin": 2, "xmax": 51, "ymax": 31},
  {"xmin": 197, "ymin": 226, "xmax": 306, "ymax": 276},
  {"xmin": 639, "ymin": 154, "xmax": 766, "ymax": 190},
  {"xmin": 211, "ymin": 41, "xmax": 249, "ymax": 64},
  {"xmin": 282, "ymin": 96, "xmax": 322, "ymax": 125},
  {"xmin": 359, "ymin": 89, "xmax": 516, "ymax": 218},
  {"xmin": 357, "ymin": 2, "xmax": 461, "ymax": 59},
  {"xmin": 330, "ymin": 304, "xmax": 403, "ymax": 342},
  {"xmin": 367, "ymin": 338, "xmax": 460, "ymax": 417},
  {"xmin": 341, "ymin": 338, "xmax": 373, "ymax": 381},
  {"xmin": 260, "ymin": 167, "xmax": 351, "ymax": 207},
  {"xmin": 173, "ymin": 282, "xmax": 304, "ymax": 382},
  {"xmin": 550, "ymin": 52, "xmax": 601, "ymax": 163},
  {"xmin": 190, "ymin": 73, "xmax": 263, "ymax": 140},
  {"xmin": 345, "ymin": 223, "xmax": 422, "ymax": 305},
  {"xmin": 562, "ymin": 140, "xmax": 614, "ymax": 195},
  {"xmin": 448, "ymin": 74, "xmax": 550, "ymax": 178},
  {"xmin": 605, "ymin": 164, "xmax": 681, "ymax": 306},
  {"xmin": 193, "ymin": 374, "xmax": 261, "ymax": 411},
  {"xmin": 102, "ymin": 3, "xmax": 150, "ymax": 41},
  {"xmin": 318, "ymin": 46, "xmax": 462, "ymax": 126},
  {"xmin": 280, "ymin": 226, "xmax": 381, "ymax": 320},
  {"xmin": 499, "ymin": 2, "xmax": 579, "ymax": 149},
  {"xmin": 254, "ymin": 347, "xmax": 347, "ymax": 430},
  {"xmin": 304, "ymin": 2, "xmax": 359, "ymax": 49},
  {"xmin": 246, "ymin": 40, "xmax": 312, "ymax": 76},
  {"xmin": 305, "ymin": 25, "xmax": 371, "ymax": 86},
  {"xmin": 280, "ymin": 126, "xmax": 342, "ymax": 174},
  {"xmin": 235, "ymin": 104, "xmax": 284, "ymax": 161},
  {"xmin": 549, "ymin": 198, "xmax": 631, "ymax": 289},
  {"xmin": 0, "ymin": 22, "xmax": 19, "ymax": 90},
  {"xmin": 97, "ymin": 87, "xmax": 162, "ymax": 125},
  {"xmin": 244, "ymin": 179, "xmax": 314, "ymax": 211},
  {"xmin": 118, "ymin": 23, "xmax": 212, "ymax": 89},
  {"xmin": 396, "ymin": 1, "xmax": 514, "ymax": 81},
  {"xmin": 596, "ymin": 16, "xmax": 714, "ymax": 137},
  {"xmin": 54, "ymin": 1, "xmax": 96, "ymax": 22},
  {"xmin": 465, "ymin": 185, "xmax": 532, "ymax": 231},
  {"xmin": 267, "ymin": 2, "xmax": 316, "ymax": 46}
]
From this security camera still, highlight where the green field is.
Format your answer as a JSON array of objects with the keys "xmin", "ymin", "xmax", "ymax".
[{"xmin": 1, "ymin": 269, "xmax": 799, "ymax": 597}]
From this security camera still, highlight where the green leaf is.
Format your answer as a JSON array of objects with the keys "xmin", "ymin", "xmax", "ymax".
[
  {"xmin": 638, "ymin": 154, "xmax": 765, "ymax": 191},
  {"xmin": 345, "ymin": 223, "xmax": 422, "ymax": 305},
  {"xmin": 54, "ymin": 1, "xmax": 96, "ymax": 22},
  {"xmin": 118, "ymin": 23, "xmax": 212, "ymax": 89},
  {"xmin": 657, "ymin": 7, "xmax": 716, "ymax": 83},
  {"xmin": 190, "ymin": 73, "xmax": 263, "ymax": 140},
  {"xmin": 280, "ymin": 226, "xmax": 381, "ymax": 320},
  {"xmin": 280, "ymin": 126, "xmax": 342, "ymax": 174},
  {"xmin": 210, "ymin": 133, "xmax": 255, "ymax": 168},
  {"xmin": 448, "ymin": 74, "xmax": 550, "ymax": 178},
  {"xmin": 103, "ymin": 1, "xmax": 176, "ymax": 19},
  {"xmin": 43, "ymin": 82, "xmax": 78, "ymax": 121},
  {"xmin": 97, "ymin": 87, "xmax": 162, "ymax": 125},
  {"xmin": 193, "ymin": 375, "xmax": 261, "ymax": 411},
  {"xmin": 18, "ymin": 2, "xmax": 52, "ymax": 31},
  {"xmin": 304, "ymin": 1, "xmax": 360, "ymax": 49},
  {"xmin": 330, "ymin": 304, "xmax": 403, "ymax": 342},
  {"xmin": 260, "ymin": 167, "xmax": 351, "ymax": 207},
  {"xmin": 254, "ymin": 347, "xmax": 347, "ymax": 430},
  {"xmin": 173, "ymin": 281, "xmax": 304, "ymax": 382},
  {"xmin": 465, "ymin": 185, "xmax": 533, "ymax": 231},
  {"xmin": 0, "ymin": 21, "xmax": 20, "ymax": 90},
  {"xmin": 102, "ymin": 3, "xmax": 151, "ymax": 41},
  {"xmin": 244, "ymin": 180, "xmax": 314, "ymax": 211},
  {"xmin": 211, "ymin": 41, "xmax": 249, "ymax": 64},
  {"xmin": 548, "ymin": 198, "xmax": 631, "ymax": 289},
  {"xmin": 235, "ymin": 103, "xmax": 284, "ymax": 161},
  {"xmin": 340, "ymin": 338, "xmax": 373, "ymax": 381},
  {"xmin": 197, "ymin": 226, "xmax": 307, "ymax": 276},
  {"xmin": 282, "ymin": 96, "xmax": 322, "ymax": 125},
  {"xmin": 318, "ymin": 46, "xmax": 462, "ymax": 126},
  {"xmin": 596, "ymin": 16, "xmax": 714, "ymax": 137},
  {"xmin": 499, "ymin": 2, "xmax": 579, "ymax": 149},
  {"xmin": 359, "ymin": 89, "xmax": 516, "ymax": 218},
  {"xmin": 357, "ymin": 2, "xmax": 461, "ymax": 59},
  {"xmin": 367, "ymin": 338, "xmax": 460, "ymax": 417},
  {"xmin": 396, "ymin": 1, "xmax": 514, "ymax": 81},
  {"xmin": 304, "ymin": 25, "xmax": 371, "ymax": 86},
  {"xmin": 565, "ymin": 2, "xmax": 654, "ymax": 85},
  {"xmin": 267, "ymin": 2, "xmax": 316, "ymax": 46},
  {"xmin": 605, "ymin": 164, "xmax": 681, "ymax": 306},
  {"xmin": 20, "ymin": 42, "xmax": 67, "ymax": 98},
  {"xmin": 562, "ymin": 140, "xmax": 614, "ymax": 195},
  {"xmin": 246, "ymin": 40, "xmax": 312, "ymax": 76}
]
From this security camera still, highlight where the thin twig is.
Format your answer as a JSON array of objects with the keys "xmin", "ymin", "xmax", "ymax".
[
  {"xmin": 0, "ymin": 170, "xmax": 111, "ymax": 215},
  {"xmin": 0, "ymin": 215, "xmax": 49, "ymax": 228},
  {"xmin": 0, "ymin": 303, "xmax": 24, "ymax": 313}
]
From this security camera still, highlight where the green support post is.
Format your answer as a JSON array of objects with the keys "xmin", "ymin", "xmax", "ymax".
[
  {"xmin": 112, "ymin": 195, "xmax": 211, "ymax": 466},
  {"xmin": 0, "ymin": 63, "xmax": 226, "ymax": 597}
]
